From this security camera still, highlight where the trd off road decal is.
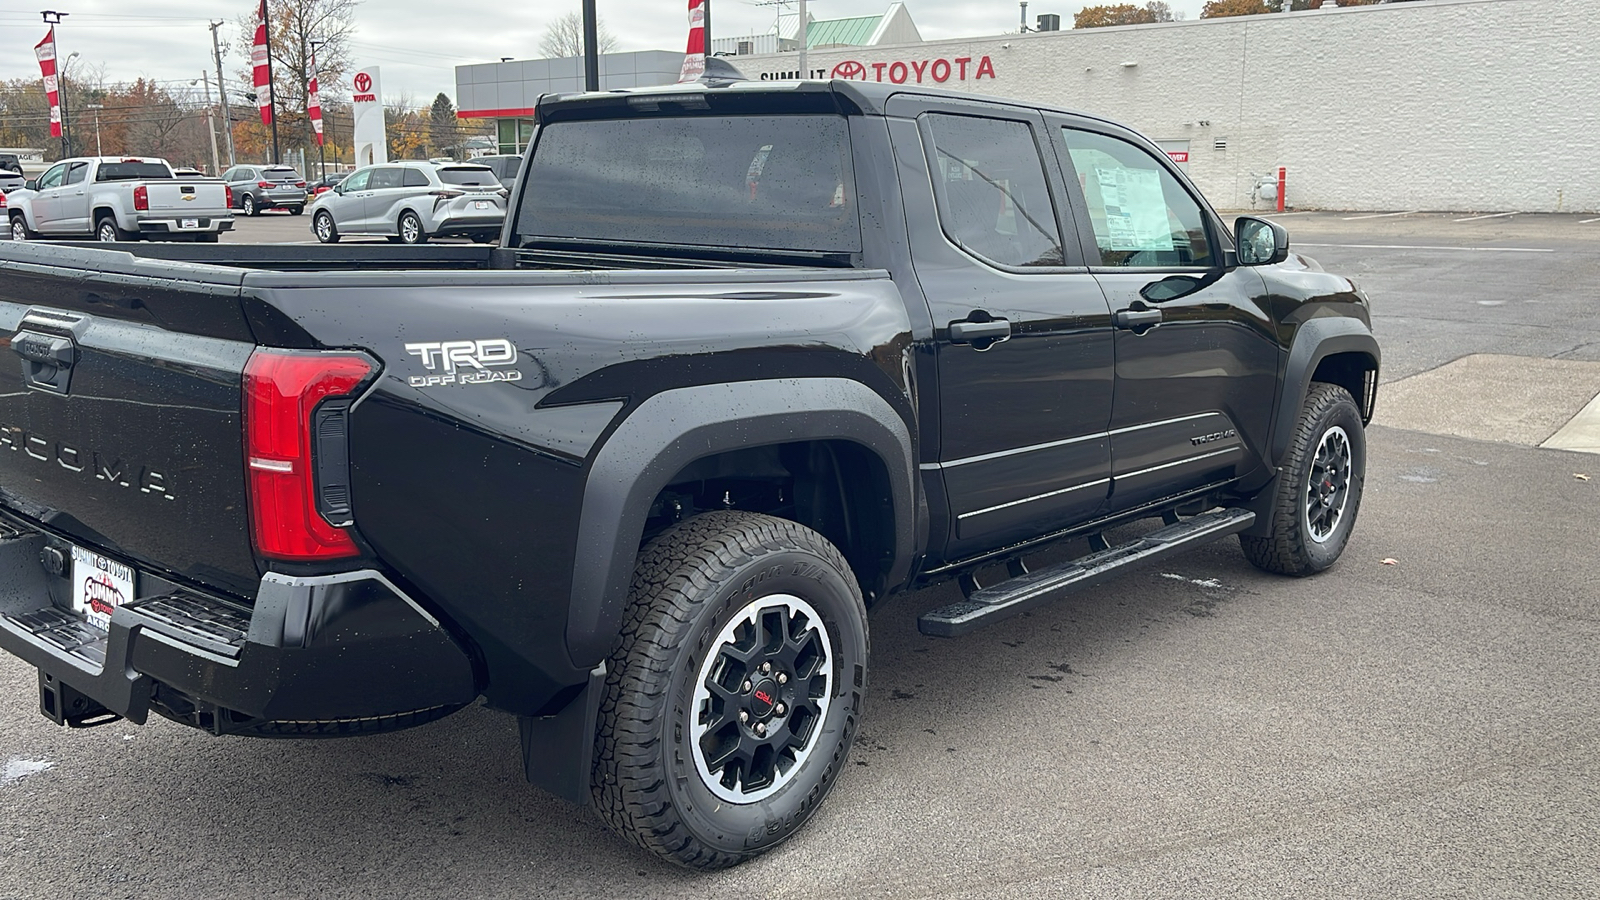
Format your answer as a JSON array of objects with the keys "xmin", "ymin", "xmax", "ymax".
[{"xmin": 403, "ymin": 339, "xmax": 523, "ymax": 387}]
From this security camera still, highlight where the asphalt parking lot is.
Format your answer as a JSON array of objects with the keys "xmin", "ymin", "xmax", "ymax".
[{"xmin": 2, "ymin": 212, "xmax": 1598, "ymax": 898}]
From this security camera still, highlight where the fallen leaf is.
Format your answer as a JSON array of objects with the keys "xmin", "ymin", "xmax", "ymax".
[
  {"xmin": 1576, "ymin": 474, "xmax": 1591, "ymax": 481},
  {"xmin": 1380, "ymin": 558, "xmax": 1399, "ymax": 566}
]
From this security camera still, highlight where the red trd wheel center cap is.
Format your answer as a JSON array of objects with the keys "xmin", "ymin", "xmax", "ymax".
[{"xmin": 750, "ymin": 679, "xmax": 779, "ymax": 719}]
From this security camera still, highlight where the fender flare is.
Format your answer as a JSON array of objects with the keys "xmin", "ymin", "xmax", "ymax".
[
  {"xmin": 1271, "ymin": 317, "xmax": 1380, "ymax": 465},
  {"xmin": 565, "ymin": 378, "xmax": 916, "ymax": 669}
]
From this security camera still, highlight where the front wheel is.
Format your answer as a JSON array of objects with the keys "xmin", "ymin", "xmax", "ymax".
[
  {"xmin": 313, "ymin": 211, "xmax": 339, "ymax": 244},
  {"xmin": 397, "ymin": 211, "xmax": 426, "ymax": 245},
  {"xmin": 593, "ymin": 511, "xmax": 868, "ymax": 870},
  {"xmin": 1241, "ymin": 382, "xmax": 1366, "ymax": 575},
  {"xmin": 9, "ymin": 214, "xmax": 33, "ymax": 242}
]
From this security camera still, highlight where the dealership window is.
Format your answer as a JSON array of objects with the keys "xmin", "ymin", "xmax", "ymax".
[
  {"xmin": 1061, "ymin": 128, "xmax": 1212, "ymax": 268},
  {"xmin": 924, "ymin": 114, "xmax": 1064, "ymax": 268},
  {"xmin": 498, "ymin": 119, "xmax": 535, "ymax": 155}
]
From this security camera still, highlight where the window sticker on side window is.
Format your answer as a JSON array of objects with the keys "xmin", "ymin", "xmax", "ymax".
[{"xmin": 1094, "ymin": 168, "xmax": 1174, "ymax": 252}]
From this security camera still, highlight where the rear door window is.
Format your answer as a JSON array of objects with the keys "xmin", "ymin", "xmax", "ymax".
[
  {"xmin": 65, "ymin": 162, "xmax": 89, "ymax": 185},
  {"xmin": 923, "ymin": 114, "xmax": 1065, "ymax": 268},
  {"xmin": 402, "ymin": 168, "xmax": 430, "ymax": 188}
]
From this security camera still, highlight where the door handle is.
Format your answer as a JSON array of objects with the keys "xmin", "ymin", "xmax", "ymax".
[
  {"xmin": 1112, "ymin": 308, "xmax": 1164, "ymax": 331},
  {"xmin": 948, "ymin": 318, "xmax": 1012, "ymax": 345}
]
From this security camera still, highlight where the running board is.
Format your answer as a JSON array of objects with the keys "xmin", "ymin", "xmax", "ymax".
[{"xmin": 918, "ymin": 508, "xmax": 1256, "ymax": 638}]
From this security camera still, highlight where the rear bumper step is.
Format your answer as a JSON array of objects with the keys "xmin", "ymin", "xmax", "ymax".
[
  {"xmin": 918, "ymin": 507, "xmax": 1256, "ymax": 638},
  {"xmin": 0, "ymin": 524, "xmax": 479, "ymax": 735}
]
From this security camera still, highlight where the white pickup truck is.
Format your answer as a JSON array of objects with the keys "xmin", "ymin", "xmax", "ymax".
[{"xmin": 5, "ymin": 156, "xmax": 234, "ymax": 243}]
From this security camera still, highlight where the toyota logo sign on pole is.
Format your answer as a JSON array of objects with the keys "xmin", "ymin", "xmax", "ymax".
[{"xmin": 350, "ymin": 67, "xmax": 387, "ymax": 166}]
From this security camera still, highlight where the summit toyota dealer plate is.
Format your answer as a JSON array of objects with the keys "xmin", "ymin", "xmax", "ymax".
[{"xmin": 71, "ymin": 545, "xmax": 135, "ymax": 631}]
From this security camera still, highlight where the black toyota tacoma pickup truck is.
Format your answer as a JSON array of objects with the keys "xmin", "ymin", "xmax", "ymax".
[{"xmin": 0, "ymin": 75, "xmax": 1378, "ymax": 869}]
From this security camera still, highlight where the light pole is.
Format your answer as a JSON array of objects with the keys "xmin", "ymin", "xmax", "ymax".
[
  {"xmin": 84, "ymin": 103, "xmax": 102, "ymax": 156},
  {"xmin": 60, "ymin": 51, "xmax": 80, "ymax": 157}
]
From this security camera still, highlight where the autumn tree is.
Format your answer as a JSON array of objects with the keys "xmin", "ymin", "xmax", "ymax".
[
  {"xmin": 538, "ymin": 11, "xmax": 618, "ymax": 58},
  {"xmin": 1074, "ymin": 2, "xmax": 1175, "ymax": 27},
  {"xmin": 1200, "ymin": 0, "xmax": 1274, "ymax": 17},
  {"xmin": 235, "ymin": 0, "xmax": 360, "ymax": 164}
]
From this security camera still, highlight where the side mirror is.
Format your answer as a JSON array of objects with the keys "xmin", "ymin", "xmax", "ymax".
[
  {"xmin": 1235, "ymin": 216, "xmax": 1289, "ymax": 266},
  {"xmin": 24, "ymin": 180, "xmax": 37, "ymax": 192}
]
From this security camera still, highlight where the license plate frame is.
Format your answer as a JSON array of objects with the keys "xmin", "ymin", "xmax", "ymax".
[
  {"xmin": 474, "ymin": 201, "xmax": 491, "ymax": 211},
  {"xmin": 180, "ymin": 218, "xmax": 200, "ymax": 229},
  {"xmin": 70, "ymin": 546, "xmax": 136, "ymax": 631}
]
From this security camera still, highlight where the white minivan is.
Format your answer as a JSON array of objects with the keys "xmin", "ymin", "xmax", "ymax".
[{"xmin": 310, "ymin": 161, "xmax": 506, "ymax": 244}]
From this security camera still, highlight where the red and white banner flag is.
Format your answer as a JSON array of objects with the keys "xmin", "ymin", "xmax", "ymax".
[
  {"xmin": 252, "ymin": 0, "xmax": 273, "ymax": 125},
  {"xmin": 678, "ymin": 0, "xmax": 706, "ymax": 83},
  {"xmin": 35, "ymin": 28, "xmax": 62, "ymax": 139},
  {"xmin": 307, "ymin": 49, "xmax": 323, "ymax": 146}
]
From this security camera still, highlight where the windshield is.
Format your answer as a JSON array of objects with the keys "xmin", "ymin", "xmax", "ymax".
[
  {"xmin": 439, "ymin": 167, "xmax": 499, "ymax": 187},
  {"xmin": 517, "ymin": 114, "xmax": 859, "ymax": 256},
  {"xmin": 95, "ymin": 162, "xmax": 173, "ymax": 182}
]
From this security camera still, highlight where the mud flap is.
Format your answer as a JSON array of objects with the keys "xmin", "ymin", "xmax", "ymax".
[{"xmin": 518, "ymin": 662, "xmax": 606, "ymax": 805}]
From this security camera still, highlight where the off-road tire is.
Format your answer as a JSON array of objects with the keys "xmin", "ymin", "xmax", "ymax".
[
  {"xmin": 592, "ymin": 511, "xmax": 868, "ymax": 870},
  {"xmin": 1241, "ymin": 381, "xmax": 1366, "ymax": 576}
]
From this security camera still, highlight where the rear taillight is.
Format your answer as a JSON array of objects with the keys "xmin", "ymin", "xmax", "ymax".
[
  {"xmin": 225, "ymin": 185, "xmax": 233, "ymax": 208},
  {"xmin": 0, "ymin": 193, "xmax": 7, "ymax": 209},
  {"xmin": 133, "ymin": 185, "xmax": 148, "ymax": 211},
  {"xmin": 258, "ymin": 181, "xmax": 274, "ymax": 189},
  {"xmin": 431, "ymin": 188, "xmax": 463, "ymax": 211},
  {"xmin": 296, "ymin": 181, "xmax": 307, "ymax": 188},
  {"xmin": 243, "ymin": 349, "xmax": 374, "ymax": 561}
]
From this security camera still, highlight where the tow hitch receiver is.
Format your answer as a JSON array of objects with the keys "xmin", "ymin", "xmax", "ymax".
[{"xmin": 39, "ymin": 671, "xmax": 122, "ymax": 728}]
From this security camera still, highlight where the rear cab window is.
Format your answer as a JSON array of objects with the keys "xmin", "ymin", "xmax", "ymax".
[
  {"xmin": 516, "ymin": 112, "xmax": 860, "ymax": 260},
  {"xmin": 95, "ymin": 162, "xmax": 173, "ymax": 182}
]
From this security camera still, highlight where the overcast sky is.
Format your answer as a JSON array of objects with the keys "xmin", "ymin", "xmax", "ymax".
[{"xmin": 0, "ymin": 1, "xmax": 1208, "ymax": 105}]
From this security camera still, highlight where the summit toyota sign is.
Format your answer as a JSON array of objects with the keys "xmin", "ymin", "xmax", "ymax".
[{"xmin": 758, "ymin": 55, "xmax": 998, "ymax": 84}]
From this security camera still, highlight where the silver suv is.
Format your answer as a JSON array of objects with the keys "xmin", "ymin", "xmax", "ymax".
[
  {"xmin": 222, "ymin": 164, "xmax": 308, "ymax": 216},
  {"xmin": 310, "ymin": 161, "xmax": 506, "ymax": 244}
]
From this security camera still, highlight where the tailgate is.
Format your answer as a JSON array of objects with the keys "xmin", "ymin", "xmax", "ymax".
[
  {"xmin": 146, "ymin": 180, "xmax": 228, "ymax": 214},
  {"xmin": 0, "ymin": 245, "xmax": 260, "ymax": 596}
]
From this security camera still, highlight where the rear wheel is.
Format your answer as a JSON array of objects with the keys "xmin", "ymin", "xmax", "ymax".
[
  {"xmin": 397, "ymin": 211, "xmax": 426, "ymax": 245},
  {"xmin": 1241, "ymin": 382, "xmax": 1366, "ymax": 575},
  {"xmin": 287, "ymin": 205, "xmax": 303, "ymax": 216},
  {"xmin": 242, "ymin": 194, "xmax": 257, "ymax": 217},
  {"xmin": 96, "ymin": 216, "xmax": 135, "ymax": 243},
  {"xmin": 593, "ymin": 511, "xmax": 868, "ymax": 870},
  {"xmin": 313, "ymin": 210, "xmax": 339, "ymax": 244}
]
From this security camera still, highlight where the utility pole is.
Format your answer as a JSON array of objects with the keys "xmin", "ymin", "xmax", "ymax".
[
  {"xmin": 200, "ymin": 73, "xmax": 222, "ymax": 175},
  {"xmin": 704, "ymin": 0, "xmax": 712, "ymax": 59},
  {"xmin": 41, "ymin": 11, "xmax": 70, "ymax": 158},
  {"xmin": 210, "ymin": 21, "xmax": 236, "ymax": 167}
]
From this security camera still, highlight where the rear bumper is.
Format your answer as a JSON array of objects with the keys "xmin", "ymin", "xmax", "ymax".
[
  {"xmin": 430, "ymin": 214, "xmax": 504, "ymax": 237},
  {"xmin": 0, "ymin": 524, "xmax": 479, "ymax": 735},
  {"xmin": 258, "ymin": 193, "xmax": 307, "ymax": 209},
  {"xmin": 136, "ymin": 217, "xmax": 235, "ymax": 235}
]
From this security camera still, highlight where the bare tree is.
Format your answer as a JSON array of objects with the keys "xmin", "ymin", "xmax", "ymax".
[
  {"xmin": 236, "ymin": 0, "xmax": 361, "ymax": 160},
  {"xmin": 538, "ymin": 11, "xmax": 618, "ymax": 59}
]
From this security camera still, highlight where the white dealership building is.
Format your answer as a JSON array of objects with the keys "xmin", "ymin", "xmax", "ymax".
[{"xmin": 459, "ymin": 0, "xmax": 1597, "ymax": 212}]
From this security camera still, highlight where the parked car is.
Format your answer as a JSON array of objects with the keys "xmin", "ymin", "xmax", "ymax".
[
  {"xmin": 222, "ymin": 164, "xmax": 307, "ymax": 216},
  {"xmin": 0, "ymin": 169, "xmax": 23, "ymax": 194},
  {"xmin": 0, "ymin": 190, "xmax": 8, "ymax": 234},
  {"xmin": 307, "ymin": 172, "xmax": 348, "ymax": 196},
  {"xmin": 311, "ymin": 161, "xmax": 505, "ymax": 244},
  {"xmin": 5, "ymin": 156, "xmax": 233, "ymax": 242},
  {"xmin": 471, "ymin": 153, "xmax": 523, "ymax": 190},
  {"xmin": 0, "ymin": 78, "xmax": 1377, "ymax": 870}
]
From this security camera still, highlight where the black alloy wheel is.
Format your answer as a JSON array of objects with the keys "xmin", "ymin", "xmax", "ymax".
[{"xmin": 593, "ymin": 511, "xmax": 868, "ymax": 870}]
